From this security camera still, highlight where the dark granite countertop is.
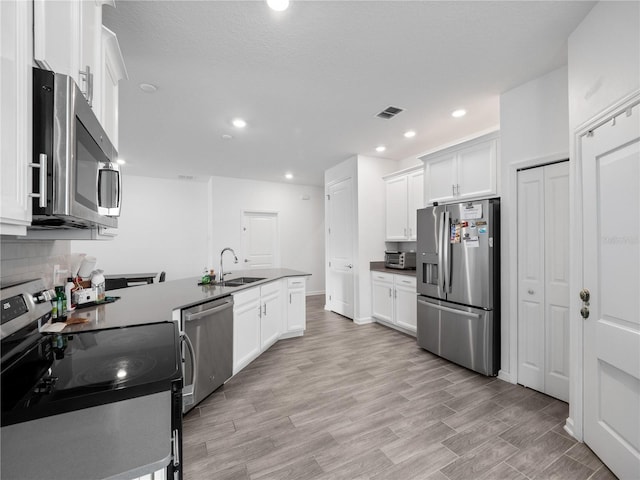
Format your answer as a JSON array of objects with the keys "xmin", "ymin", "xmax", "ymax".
[
  {"xmin": 370, "ymin": 261, "xmax": 417, "ymax": 278},
  {"xmin": 62, "ymin": 268, "xmax": 310, "ymax": 333}
]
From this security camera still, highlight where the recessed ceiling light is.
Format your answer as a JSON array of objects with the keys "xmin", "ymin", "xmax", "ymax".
[
  {"xmin": 376, "ymin": 146, "xmax": 386, "ymax": 153},
  {"xmin": 267, "ymin": 0, "xmax": 289, "ymax": 11},
  {"xmin": 404, "ymin": 130, "xmax": 416, "ymax": 138},
  {"xmin": 116, "ymin": 158, "xmax": 126, "ymax": 165},
  {"xmin": 452, "ymin": 109, "xmax": 467, "ymax": 118},
  {"xmin": 285, "ymin": 173, "xmax": 293, "ymax": 180},
  {"xmin": 139, "ymin": 83, "xmax": 157, "ymax": 93},
  {"xmin": 232, "ymin": 118, "xmax": 247, "ymax": 128}
]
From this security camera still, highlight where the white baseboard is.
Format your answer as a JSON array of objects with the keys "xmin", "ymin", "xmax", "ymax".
[
  {"xmin": 497, "ymin": 370, "xmax": 516, "ymax": 384},
  {"xmin": 564, "ymin": 417, "xmax": 579, "ymax": 441},
  {"xmin": 354, "ymin": 316, "xmax": 373, "ymax": 325}
]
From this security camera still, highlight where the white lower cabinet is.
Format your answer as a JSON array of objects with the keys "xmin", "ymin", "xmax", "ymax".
[
  {"xmin": 232, "ymin": 287, "xmax": 261, "ymax": 375},
  {"xmin": 232, "ymin": 278, "xmax": 308, "ymax": 375},
  {"xmin": 371, "ymin": 271, "xmax": 417, "ymax": 335},
  {"xmin": 283, "ymin": 277, "xmax": 306, "ymax": 338},
  {"xmin": 259, "ymin": 281, "xmax": 282, "ymax": 351}
]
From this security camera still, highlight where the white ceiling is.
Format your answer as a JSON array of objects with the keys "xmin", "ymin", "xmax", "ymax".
[{"xmin": 104, "ymin": 1, "xmax": 595, "ymax": 186}]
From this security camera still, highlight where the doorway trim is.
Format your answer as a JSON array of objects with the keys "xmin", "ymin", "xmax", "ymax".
[
  {"xmin": 503, "ymin": 151, "xmax": 568, "ymax": 386},
  {"xmin": 567, "ymin": 89, "xmax": 640, "ymax": 442}
]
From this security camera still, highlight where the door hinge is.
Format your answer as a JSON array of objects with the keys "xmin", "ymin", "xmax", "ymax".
[
  {"xmin": 326, "ymin": 194, "xmax": 330, "ymax": 200},
  {"xmin": 329, "ymin": 295, "xmax": 332, "ymax": 300},
  {"xmin": 328, "ymin": 227, "xmax": 331, "ymax": 234},
  {"xmin": 328, "ymin": 261, "xmax": 331, "ymax": 267}
]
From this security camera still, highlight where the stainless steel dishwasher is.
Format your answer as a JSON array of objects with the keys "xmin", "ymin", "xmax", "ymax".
[{"xmin": 181, "ymin": 296, "xmax": 233, "ymax": 414}]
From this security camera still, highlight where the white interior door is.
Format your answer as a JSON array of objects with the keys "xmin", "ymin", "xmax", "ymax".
[
  {"xmin": 327, "ymin": 178, "xmax": 354, "ymax": 319},
  {"xmin": 517, "ymin": 161, "xmax": 570, "ymax": 402},
  {"xmin": 543, "ymin": 162, "xmax": 570, "ymax": 401},
  {"xmin": 517, "ymin": 168, "xmax": 545, "ymax": 393},
  {"xmin": 242, "ymin": 211, "xmax": 279, "ymax": 269},
  {"xmin": 582, "ymin": 100, "xmax": 640, "ymax": 479}
]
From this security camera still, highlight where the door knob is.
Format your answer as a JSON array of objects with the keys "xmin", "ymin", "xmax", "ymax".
[
  {"xmin": 528, "ymin": 289, "xmax": 534, "ymax": 295},
  {"xmin": 579, "ymin": 288, "xmax": 590, "ymax": 302},
  {"xmin": 580, "ymin": 306, "xmax": 590, "ymax": 319},
  {"xmin": 244, "ymin": 259, "xmax": 250, "ymax": 263},
  {"xmin": 346, "ymin": 264, "xmax": 353, "ymax": 269}
]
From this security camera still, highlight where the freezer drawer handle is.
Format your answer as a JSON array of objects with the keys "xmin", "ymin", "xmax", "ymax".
[
  {"xmin": 417, "ymin": 299, "xmax": 481, "ymax": 318},
  {"xmin": 184, "ymin": 300, "xmax": 233, "ymax": 321},
  {"xmin": 172, "ymin": 428, "xmax": 180, "ymax": 467}
]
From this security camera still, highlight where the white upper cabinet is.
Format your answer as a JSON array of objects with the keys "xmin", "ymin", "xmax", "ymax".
[
  {"xmin": 1, "ymin": 0, "xmax": 33, "ymax": 235},
  {"xmin": 33, "ymin": 0, "xmax": 125, "ymax": 143},
  {"xmin": 422, "ymin": 131, "xmax": 499, "ymax": 204},
  {"xmin": 384, "ymin": 166, "xmax": 424, "ymax": 241}
]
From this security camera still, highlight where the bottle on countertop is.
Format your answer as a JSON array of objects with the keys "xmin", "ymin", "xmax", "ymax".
[
  {"xmin": 64, "ymin": 277, "xmax": 75, "ymax": 311},
  {"xmin": 209, "ymin": 269, "xmax": 216, "ymax": 282},
  {"xmin": 54, "ymin": 286, "xmax": 67, "ymax": 322},
  {"xmin": 201, "ymin": 267, "xmax": 210, "ymax": 285}
]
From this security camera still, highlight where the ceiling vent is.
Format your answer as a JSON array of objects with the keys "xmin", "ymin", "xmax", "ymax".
[{"xmin": 376, "ymin": 106, "xmax": 404, "ymax": 119}]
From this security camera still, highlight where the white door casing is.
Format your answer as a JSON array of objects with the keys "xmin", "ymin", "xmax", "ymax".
[
  {"xmin": 582, "ymin": 99, "xmax": 640, "ymax": 479},
  {"xmin": 327, "ymin": 178, "xmax": 354, "ymax": 319},
  {"xmin": 242, "ymin": 211, "xmax": 279, "ymax": 269}
]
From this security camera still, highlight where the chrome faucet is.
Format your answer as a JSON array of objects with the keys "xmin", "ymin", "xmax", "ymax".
[{"xmin": 220, "ymin": 247, "xmax": 238, "ymax": 281}]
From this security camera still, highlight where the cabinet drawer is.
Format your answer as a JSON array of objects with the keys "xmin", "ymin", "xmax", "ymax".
[
  {"xmin": 371, "ymin": 272, "xmax": 394, "ymax": 284},
  {"xmin": 287, "ymin": 277, "xmax": 306, "ymax": 289},
  {"xmin": 395, "ymin": 276, "xmax": 416, "ymax": 288},
  {"xmin": 232, "ymin": 286, "xmax": 260, "ymax": 306},
  {"xmin": 260, "ymin": 280, "xmax": 282, "ymax": 296}
]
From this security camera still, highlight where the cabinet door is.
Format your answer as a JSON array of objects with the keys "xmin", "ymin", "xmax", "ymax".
[
  {"xmin": 407, "ymin": 169, "xmax": 424, "ymax": 240},
  {"xmin": 385, "ymin": 176, "xmax": 408, "ymax": 240},
  {"xmin": 425, "ymin": 154, "xmax": 457, "ymax": 204},
  {"xmin": 371, "ymin": 272, "xmax": 394, "ymax": 323},
  {"xmin": 260, "ymin": 282, "xmax": 282, "ymax": 351},
  {"xmin": 457, "ymin": 140, "xmax": 497, "ymax": 200},
  {"xmin": 1, "ymin": 0, "xmax": 32, "ymax": 235},
  {"xmin": 286, "ymin": 277, "xmax": 306, "ymax": 333},
  {"xmin": 394, "ymin": 276, "xmax": 417, "ymax": 333},
  {"xmin": 34, "ymin": 0, "xmax": 80, "ymax": 81},
  {"xmin": 232, "ymin": 288, "xmax": 261, "ymax": 374}
]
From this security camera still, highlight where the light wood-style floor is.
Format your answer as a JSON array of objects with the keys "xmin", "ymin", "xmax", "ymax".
[{"xmin": 183, "ymin": 295, "xmax": 617, "ymax": 480}]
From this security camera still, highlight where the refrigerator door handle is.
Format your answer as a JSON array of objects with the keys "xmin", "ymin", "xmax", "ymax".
[
  {"xmin": 438, "ymin": 211, "xmax": 445, "ymax": 295},
  {"xmin": 443, "ymin": 210, "xmax": 451, "ymax": 293},
  {"xmin": 417, "ymin": 298, "xmax": 481, "ymax": 319}
]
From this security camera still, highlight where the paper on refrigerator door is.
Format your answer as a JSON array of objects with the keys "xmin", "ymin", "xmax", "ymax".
[{"xmin": 461, "ymin": 204, "xmax": 483, "ymax": 220}]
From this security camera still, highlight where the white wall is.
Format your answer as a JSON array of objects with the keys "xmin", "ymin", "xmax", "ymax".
[
  {"xmin": 566, "ymin": 0, "xmax": 640, "ymax": 441},
  {"xmin": 355, "ymin": 155, "xmax": 398, "ymax": 322},
  {"xmin": 498, "ymin": 66, "xmax": 570, "ymax": 383},
  {"xmin": 568, "ymin": 1, "xmax": 640, "ymax": 129},
  {"xmin": 208, "ymin": 176, "xmax": 325, "ymax": 294},
  {"xmin": 70, "ymin": 175, "xmax": 210, "ymax": 282}
]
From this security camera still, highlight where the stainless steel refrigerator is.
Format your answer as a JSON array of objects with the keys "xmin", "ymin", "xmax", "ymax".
[{"xmin": 416, "ymin": 198, "xmax": 500, "ymax": 376}]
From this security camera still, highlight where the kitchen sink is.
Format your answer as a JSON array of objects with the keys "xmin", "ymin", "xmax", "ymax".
[{"xmin": 218, "ymin": 277, "xmax": 265, "ymax": 287}]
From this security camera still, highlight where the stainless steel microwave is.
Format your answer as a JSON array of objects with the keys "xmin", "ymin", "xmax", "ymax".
[
  {"xmin": 30, "ymin": 67, "xmax": 121, "ymax": 230},
  {"xmin": 385, "ymin": 251, "xmax": 417, "ymax": 270}
]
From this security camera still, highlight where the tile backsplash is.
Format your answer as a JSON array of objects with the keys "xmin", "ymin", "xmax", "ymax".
[{"xmin": 1, "ymin": 239, "xmax": 71, "ymax": 288}]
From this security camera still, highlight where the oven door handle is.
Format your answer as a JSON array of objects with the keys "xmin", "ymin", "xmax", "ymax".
[{"xmin": 181, "ymin": 333, "xmax": 196, "ymax": 406}]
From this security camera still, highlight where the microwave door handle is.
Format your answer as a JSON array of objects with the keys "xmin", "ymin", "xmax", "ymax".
[{"xmin": 181, "ymin": 333, "xmax": 196, "ymax": 406}]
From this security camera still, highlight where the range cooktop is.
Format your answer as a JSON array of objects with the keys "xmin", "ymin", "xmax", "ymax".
[{"xmin": 1, "ymin": 322, "xmax": 182, "ymax": 427}]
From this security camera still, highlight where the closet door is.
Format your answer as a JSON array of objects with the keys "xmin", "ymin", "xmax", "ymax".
[
  {"xmin": 517, "ymin": 161, "xmax": 569, "ymax": 402},
  {"xmin": 517, "ymin": 168, "xmax": 545, "ymax": 392}
]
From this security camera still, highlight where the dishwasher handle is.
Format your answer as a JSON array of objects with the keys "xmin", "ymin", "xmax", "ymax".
[
  {"xmin": 184, "ymin": 299, "xmax": 233, "ymax": 322},
  {"xmin": 181, "ymin": 333, "xmax": 197, "ymax": 406}
]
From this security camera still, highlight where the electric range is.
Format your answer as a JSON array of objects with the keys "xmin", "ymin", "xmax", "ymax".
[{"xmin": 1, "ymin": 279, "xmax": 184, "ymax": 480}]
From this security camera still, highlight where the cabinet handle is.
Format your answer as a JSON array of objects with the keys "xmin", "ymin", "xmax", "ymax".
[
  {"xmin": 28, "ymin": 153, "xmax": 47, "ymax": 208},
  {"xmin": 394, "ymin": 289, "xmax": 397, "ymax": 298},
  {"xmin": 388, "ymin": 288, "xmax": 392, "ymax": 297},
  {"xmin": 258, "ymin": 305, "xmax": 262, "ymax": 318},
  {"xmin": 404, "ymin": 228, "xmax": 407, "ymax": 237},
  {"xmin": 263, "ymin": 303, "xmax": 267, "ymax": 316},
  {"xmin": 452, "ymin": 184, "xmax": 456, "ymax": 196},
  {"xmin": 456, "ymin": 184, "xmax": 460, "ymax": 195},
  {"xmin": 289, "ymin": 293, "xmax": 292, "ymax": 304},
  {"xmin": 79, "ymin": 65, "xmax": 93, "ymax": 107}
]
